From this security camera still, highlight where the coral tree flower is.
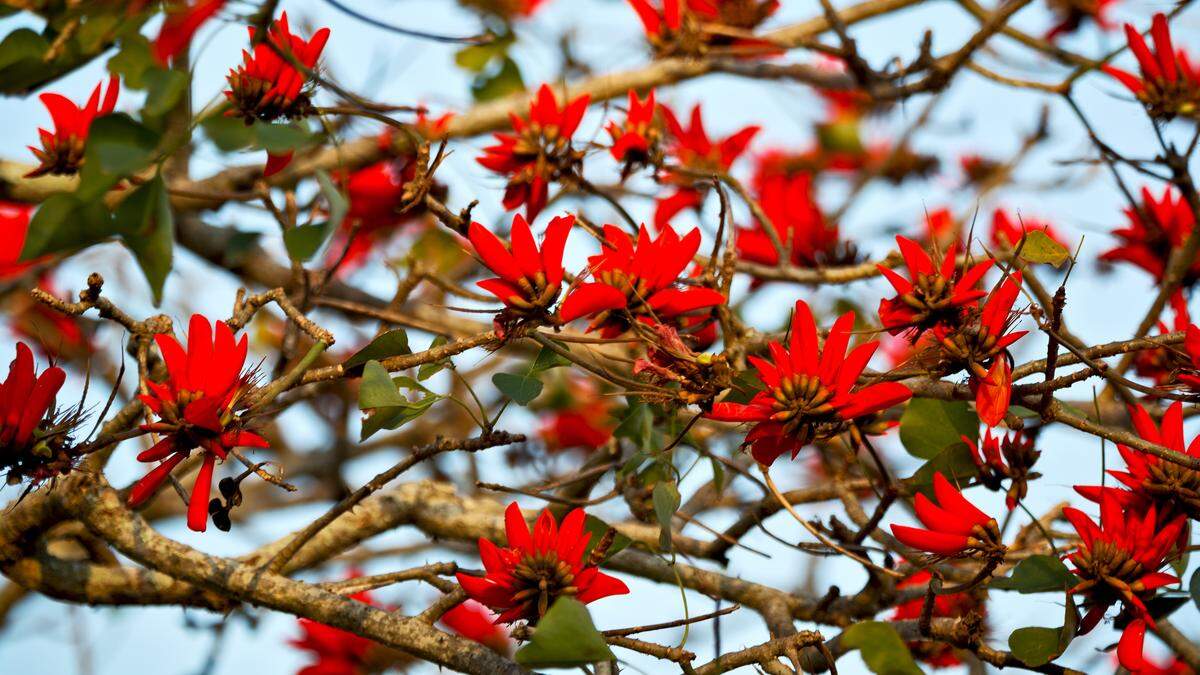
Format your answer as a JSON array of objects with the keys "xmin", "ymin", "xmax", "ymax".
[
  {"xmin": 1045, "ymin": 0, "xmax": 1117, "ymax": 40},
  {"xmin": 225, "ymin": 12, "xmax": 329, "ymax": 122},
  {"xmin": 1104, "ymin": 14, "xmax": 1200, "ymax": 120},
  {"xmin": 128, "ymin": 315, "xmax": 268, "ymax": 532},
  {"xmin": 1063, "ymin": 494, "xmax": 1185, "ymax": 671},
  {"xmin": 1134, "ymin": 291, "xmax": 1190, "ymax": 386},
  {"xmin": 1101, "ymin": 186, "xmax": 1200, "ymax": 285},
  {"xmin": 537, "ymin": 377, "xmax": 615, "ymax": 452},
  {"xmin": 153, "ymin": 0, "xmax": 227, "ymax": 64},
  {"xmin": 441, "ymin": 600, "xmax": 514, "ymax": 655},
  {"xmin": 468, "ymin": 213, "xmax": 574, "ymax": 334},
  {"xmin": 965, "ymin": 428, "xmax": 1041, "ymax": 509},
  {"xmin": 735, "ymin": 172, "xmax": 848, "ymax": 270},
  {"xmin": 891, "ymin": 569, "xmax": 982, "ymax": 667},
  {"xmin": 0, "ymin": 342, "xmax": 70, "ymax": 486},
  {"xmin": 456, "ymin": 502, "xmax": 629, "ymax": 624},
  {"xmin": 705, "ymin": 299, "xmax": 912, "ymax": 466},
  {"xmin": 1076, "ymin": 402, "xmax": 1200, "ymax": 520},
  {"xmin": 607, "ymin": 88, "xmax": 660, "ymax": 172},
  {"xmin": 558, "ymin": 224, "xmax": 725, "ymax": 339},
  {"xmin": 656, "ymin": 103, "xmax": 759, "ymax": 228},
  {"xmin": 877, "ymin": 235, "xmax": 993, "ymax": 336},
  {"xmin": 478, "ymin": 84, "xmax": 590, "ymax": 221},
  {"xmin": 0, "ymin": 201, "xmax": 35, "ymax": 280},
  {"xmin": 990, "ymin": 208, "xmax": 1065, "ymax": 250},
  {"xmin": 292, "ymin": 590, "xmax": 390, "ymax": 675},
  {"xmin": 890, "ymin": 472, "xmax": 1002, "ymax": 557},
  {"xmin": 627, "ymin": 0, "xmax": 779, "ymax": 55},
  {"xmin": 26, "ymin": 75, "xmax": 119, "ymax": 178}
]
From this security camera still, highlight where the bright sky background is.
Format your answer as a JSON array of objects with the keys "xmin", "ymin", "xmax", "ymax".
[{"xmin": 1, "ymin": 0, "xmax": 1199, "ymax": 673}]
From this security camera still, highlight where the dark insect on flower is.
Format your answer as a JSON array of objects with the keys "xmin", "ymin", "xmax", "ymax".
[
  {"xmin": 0, "ymin": 343, "xmax": 77, "ymax": 487},
  {"xmin": 26, "ymin": 76, "xmax": 119, "ymax": 178},
  {"xmin": 127, "ymin": 315, "xmax": 269, "ymax": 532},
  {"xmin": 891, "ymin": 569, "xmax": 985, "ymax": 667},
  {"xmin": 477, "ymin": 84, "xmax": 590, "ymax": 221},
  {"xmin": 1100, "ymin": 185, "xmax": 1200, "ymax": 286},
  {"xmin": 456, "ymin": 502, "xmax": 629, "ymax": 623},
  {"xmin": 225, "ymin": 12, "xmax": 330, "ymax": 123},
  {"xmin": 469, "ymin": 213, "xmax": 574, "ymax": 337},
  {"xmin": 877, "ymin": 235, "xmax": 993, "ymax": 337},
  {"xmin": 1063, "ymin": 494, "xmax": 1185, "ymax": 672},
  {"xmin": 558, "ymin": 224, "xmax": 725, "ymax": 340},
  {"xmin": 1104, "ymin": 14, "xmax": 1200, "ymax": 121},
  {"xmin": 153, "ymin": 0, "xmax": 226, "ymax": 65},
  {"xmin": 705, "ymin": 299, "xmax": 912, "ymax": 466},
  {"xmin": 607, "ymin": 88, "xmax": 661, "ymax": 175},
  {"xmin": 964, "ymin": 428, "xmax": 1041, "ymax": 509},
  {"xmin": 440, "ymin": 600, "xmax": 514, "ymax": 656},
  {"xmin": 656, "ymin": 103, "xmax": 759, "ymax": 229},
  {"xmin": 1075, "ymin": 402, "xmax": 1200, "ymax": 521},
  {"xmin": 890, "ymin": 472, "xmax": 1003, "ymax": 557}
]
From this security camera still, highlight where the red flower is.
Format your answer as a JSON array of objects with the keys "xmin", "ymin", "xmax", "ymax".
[
  {"xmin": 468, "ymin": 213, "xmax": 574, "ymax": 333},
  {"xmin": 0, "ymin": 201, "xmax": 34, "ymax": 280},
  {"xmin": 1103, "ymin": 14, "xmax": 1200, "ymax": 120},
  {"xmin": 920, "ymin": 207, "xmax": 960, "ymax": 249},
  {"xmin": 1063, "ymin": 494, "xmax": 1185, "ymax": 671},
  {"xmin": 890, "ymin": 472, "xmax": 1002, "ymax": 557},
  {"xmin": 705, "ymin": 299, "xmax": 912, "ymax": 466},
  {"xmin": 463, "ymin": 0, "xmax": 549, "ymax": 19},
  {"xmin": 959, "ymin": 153, "xmax": 1004, "ymax": 186},
  {"xmin": 1134, "ymin": 291, "xmax": 1190, "ymax": 386},
  {"xmin": 1101, "ymin": 186, "xmax": 1200, "ymax": 285},
  {"xmin": 607, "ymin": 88, "xmax": 660, "ymax": 169},
  {"xmin": 656, "ymin": 104, "xmax": 759, "ymax": 228},
  {"xmin": 441, "ymin": 600, "xmax": 514, "ymax": 655},
  {"xmin": 627, "ymin": 0, "xmax": 779, "ymax": 49},
  {"xmin": 477, "ymin": 84, "xmax": 590, "ymax": 221},
  {"xmin": 965, "ymin": 428, "xmax": 1041, "ymax": 509},
  {"xmin": 10, "ymin": 278, "xmax": 92, "ymax": 362},
  {"xmin": 292, "ymin": 590, "xmax": 383, "ymax": 675},
  {"xmin": 735, "ymin": 172, "xmax": 848, "ymax": 270},
  {"xmin": 538, "ymin": 377, "xmax": 615, "ymax": 452},
  {"xmin": 415, "ymin": 108, "xmax": 454, "ymax": 139},
  {"xmin": 26, "ymin": 75, "xmax": 119, "ymax": 178},
  {"xmin": 1076, "ymin": 402, "xmax": 1200, "ymax": 520},
  {"xmin": 128, "ymin": 315, "xmax": 269, "ymax": 532},
  {"xmin": 1045, "ymin": 0, "xmax": 1117, "ymax": 41},
  {"xmin": 153, "ymin": 0, "xmax": 226, "ymax": 64},
  {"xmin": 225, "ymin": 11, "xmax": 329, "ymax": 122},
  {"xmin": 878, "ymin": 235, "xmax": 993, "ymax": 336},
  {"xmin": 990, "ymin": 208, "xmax": 1066, "ymax": 250},
  {"xmin": 0, "ymin": 342, "xmax": 70, "ymax": 485},
  {"xmin": 456, "ymin": 502, "xmax": 629, "ymax": 623},
  {"xmin": 931, "ymin": 271, "xmax": 1025, "ymax": 428},
  {"xmin": 558, "ymin": 224, "xmax": 725, "ymax": 339},
  {"xmin": 891, "ymin": 569, "xmax": 982, "ymax": 667}
]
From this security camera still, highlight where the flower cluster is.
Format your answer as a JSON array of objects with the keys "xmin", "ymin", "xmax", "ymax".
[
  {"xmin": 735, "ymin": 172, "xmax": 853, "ymax": 271},
  {"xmin": 656, "ymin": 104, "xmax": 759, "ymax": 228},
  {"xmin": 478, "ymin": 84, "xmax": 590, "ymax": 220},
  {"xmin": 225, "ymin": 12, "xmax": 330, "ymax": 123},
  {"xmin": 627, "ymin": 0, "xmax": 779, "ymax": 56},
  {"xmin": 0, "ymin": 343, "xmax": 72, "ymax": 486},
  {"xmin": 153, "ymin": 0, "xmax": 226, "ymax": 64},
  {"xmin": 877, "ymin": 235, "xmax": 993, "ymax": 336},
  {"xmin": 1105, "ymin": 14, "xmax": 1200, "ymax": 121},
  {"xmin": 27, "ymin": 76, "xmax": 119, "ymax": 178},
  {"xmin": 965, "ymin": 428, "xmax": 1041, "ymax": 509},
  {"xmin": 127, "ymin": 316, "xmax": 268, "ymax": 532},
  {"xmin": 705, "ymin": 299, "xmax": 912, "ymax": 466},
  {"xmin": 890, "ymin": 472, "xmax": 1003, "ymax": 558},
  {"xmin": 469, "ymin": 213, "xmax": 575, "ymax": 336},
  {"xmin": 607, "ymin": 89, "xmax": 662, "ymax": 175},
  {"xmin": 457, "ymin": 502, "xmax": 629, "ymax": 623},
  {"xmin": 1101, "ymin": 185, "xmax": 1200, "ymax": 286}
]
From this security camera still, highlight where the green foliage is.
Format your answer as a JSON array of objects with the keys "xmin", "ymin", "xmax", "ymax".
[
  {"xmin": 582, "ymin": 515, "xmax": 632, "ymax": 563},
  {"xmin": 514, "ymin": 598, "xmax": 615, "ymax": 667},
  {"xmin": 904, "ymin": 443, "xmax": 979, "ymax": 499},
  {"xmin": 113, "ymin": 175, "xmax": 174, "ymax": 305},
  {"xmin": 343, "ymin": 330, "xmax": 412, "ymax": 372},
  {"xmin": 652, "ymin": 480, "xmax": 680, "ymax": 551},
  {"xmin": 899, "ymin": 398, "xmax": 979, "ymax": 459},
  {"xmin": 1007, "ymin": 594, "xmax": 1078, "ymax": 667},
  {"xmin": 991, "ymin": 555, "xmax": 1077, "ymax": 593},
  {"xmin": 492, "ymin": 372, "xmax": 543, "ymax": 405},
  {"xmin": 840, "ymin": 621, "xmax": 924, "ymax": 674},
  {"xmin": 357, "ymin": 360, "xmax": 443, "ymax": 440}
]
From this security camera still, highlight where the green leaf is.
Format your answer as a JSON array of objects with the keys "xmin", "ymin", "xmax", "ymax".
[
  {"xmin": 358, "ymin": 361, "xmax": 408, "ymax": 409},
  {"xmin": 530, "ymin": 345, "xmax": 571, "ymax": 373},
  {"xmin": 615, "ymin": 401, "xmax": 653, "ymax": 449},
  {"xmin": 0, "ymin": 29, "xmax": 54, "ymax": 93},
  {"xmin": 991, "ymin": 555, "xmax": 1077, "ymax": 593},
  {"xmin": 315, "ymin": 169, "xmax": 350, "ymax": 228},
  {"xmin": 357, "ymin": 360, "xmax": 442, "ymax": 440},
  {"xmin": 514, "ymin": 598, "xmax": 615, "ymax": 668},
  {"xmin": 254, "ymin": 121, "xmax": 314, "ymax": 153},
  {"xmin": 454, "ymin": 32, "xmax": 513, "ymax": 72},
  {"xmin": 417, "ymin": 335, "xmax": 450, "ymax": 381},
  {"xmin": 840, "ymin": 621, "xmax": 923, "ymax": 675},
  {"xmin": 21, "ymin": 194, "xmax": 115, "ymax": 260},
  {"xmin": 471, "ymin": 56, "xmax": 524, "ymax": 103},
  {"xmin": 899, "ymin": 398, "xmax": 979, "ymax": 460},
  {"xmin": 344, "ymin": 330, "xmax": 411, "ymax": 371},
  {"xmin": 107, "ymin": 34, "xmax": 154, "ymax": 88},
  {"xmin": 142, "ymin": 68, "xmax": 189, "ymax": 118},
  {"xmin": 201, "ymin": 114, "xmax": 256, "ymax": 152},
  {"xmin": 904, "ymin": 443, "xmax": 979, "ymax": 500},
  {"xmin": 1189, "ymin": 567, "xmax": 1200, "ymax": 612},
  {"xmin": 114, "ymin": 175, "xmax": 174, "ymax": 305},
  {"xmin": 582, "ymin": 515, "xmax": 632, "ymax": 563},
  {"xmin": 283, "ymin": 223, "xmax": 334, "ymax": 263},
  {"xmin": 652, "ymin": 480, "xmax": 680, "ymax": 551},
  {"xmin": 1018, "ymin": 230, "xmax": 1070, "ymax": 268},
  {"xmin": 710, "ymin": 457, "xmax": 726, "ymax": 494},
  {"xmin": 492, "ymin": 372, "xmax": 543, "ymax": 405},
  {"xmin": 78, "ymin": 114, "xmax": 160, "ymax": 201},
  {"xmin": 1008, "ymin": 593, "xmax": 1077, "ymax": 667}
]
